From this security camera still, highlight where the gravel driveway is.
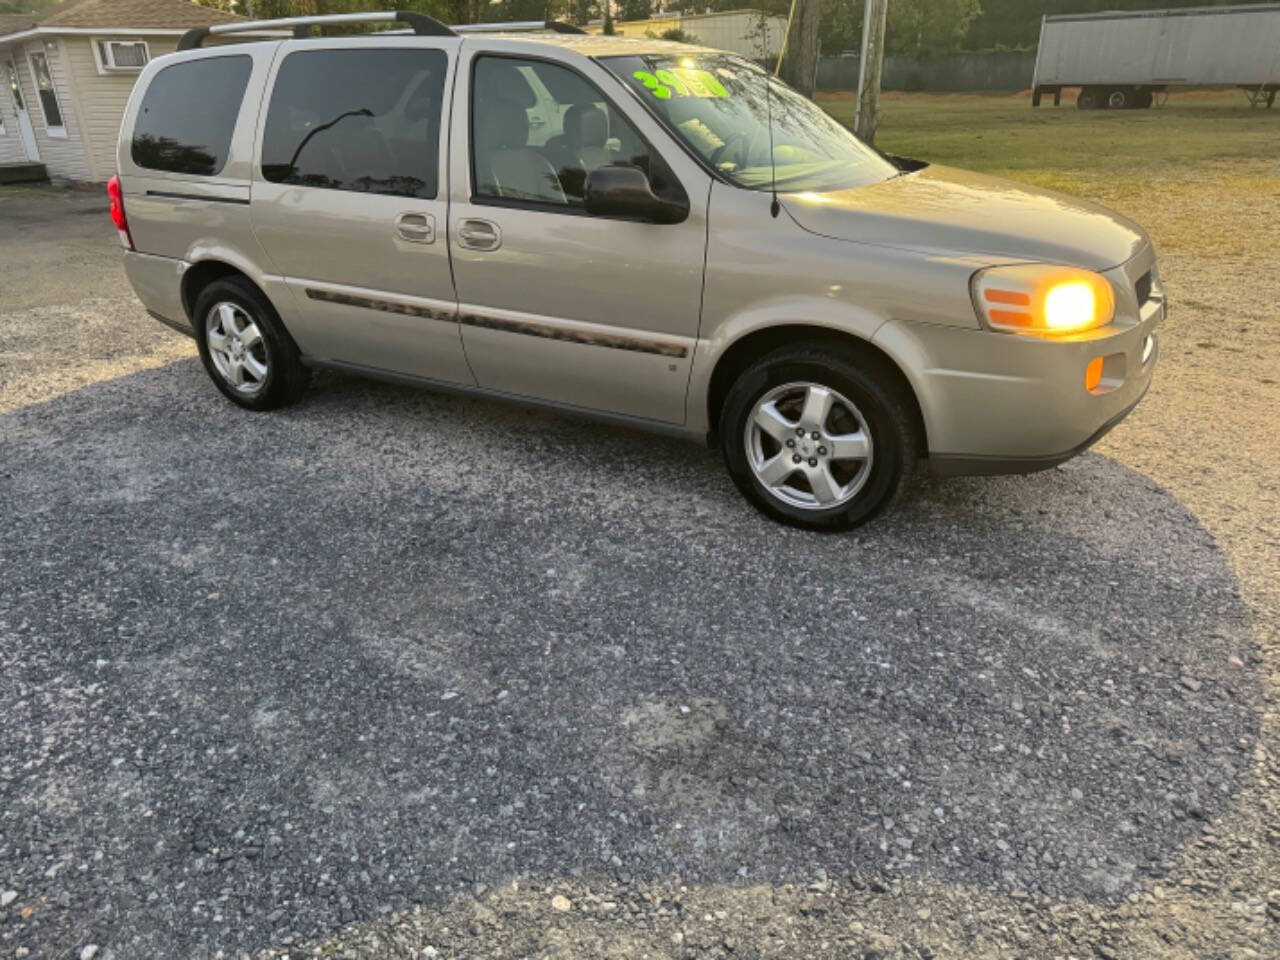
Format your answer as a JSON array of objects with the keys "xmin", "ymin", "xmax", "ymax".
[{"xmin": 1, "ymin": 177, "xmax": 1278, "ymax": 960}]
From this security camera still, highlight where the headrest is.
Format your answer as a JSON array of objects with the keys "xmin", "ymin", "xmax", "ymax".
[
  {"xmin": 565, "ymin": 103, "xmax": 607, "ymax": 148},
  {"xmin": 474, "ymin": 59, "xmax": 537, "ymax": 108},
  {"xmin": 475, "ymin": 98, "xmax": 529, "ymax": 152}
]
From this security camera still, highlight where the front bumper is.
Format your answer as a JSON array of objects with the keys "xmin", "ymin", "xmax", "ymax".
[
  {"xmin": 874, "ymin": 262, "xmax": 1162, "ymax": 476},
  {"xmin": 927, "ymin": 379, "xmax": 1151, "ymax": 476}
]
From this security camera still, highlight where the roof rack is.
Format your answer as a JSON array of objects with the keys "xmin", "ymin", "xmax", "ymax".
[
  {"xmin": 453, "ymin": 20, "xmax": 587, "ymax": 34},
  {"xmin": 177, "ymin": 12, "xmax": 586, "ymax": 51}
]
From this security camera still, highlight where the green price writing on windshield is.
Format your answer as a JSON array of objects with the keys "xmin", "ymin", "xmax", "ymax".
[
  {"xmin": 633, "ymin": 68, "xmax": 729, "ymax": 100},
  {"xmin": 632, "ymin": 70, "xmax": 672, "ymax": 99}
]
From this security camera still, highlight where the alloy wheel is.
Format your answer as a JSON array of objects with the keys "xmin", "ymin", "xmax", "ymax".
[
  {"xmin": 744, "ymin": 381, "xmax": 874, "ymax": 510},
  {"xmin": 205, "ymin": 301, "xmax": 269, "ymax": 396}
]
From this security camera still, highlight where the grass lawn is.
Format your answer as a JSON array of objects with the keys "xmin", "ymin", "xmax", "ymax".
[
  {"xmin": 820, "ymin": 89, "xmax": 1279, "ymax": 188},
  {"xmin": 817, "ymin": 90, "xmax": 1280, "ymax": 256}
]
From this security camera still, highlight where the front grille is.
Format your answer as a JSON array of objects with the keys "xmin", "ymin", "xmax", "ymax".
[{"xmin": 1135, "ymin": 271, "xmax": 1153, "ymax": 306}]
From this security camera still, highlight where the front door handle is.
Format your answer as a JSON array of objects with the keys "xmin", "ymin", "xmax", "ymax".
[
  {"xmin": 395, "ymin": 211, "xmax": 435, "ymax": 244},
  {"xmin": 457, "ymin": 218, "xmax": 501, "ymax": 252}
]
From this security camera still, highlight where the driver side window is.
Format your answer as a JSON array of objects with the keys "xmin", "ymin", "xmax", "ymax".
[{"xmin": 470, "ymin": 55, "xmax": 668, "ymax": 211}]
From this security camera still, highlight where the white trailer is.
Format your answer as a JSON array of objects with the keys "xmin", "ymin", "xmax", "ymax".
[{"xmin": 1031, "ymin": 3, "xmax": 1280, "ymax": 109}]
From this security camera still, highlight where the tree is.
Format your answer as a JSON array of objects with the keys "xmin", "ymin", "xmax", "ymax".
[
  {"xmin": 886, "ymin": 0, "xmax": 981, "ymax": 57},
  {"xmin": 818, "ymin": 0, "xmax": 860, "ymax": 56},
  {"xmin": 778, "ymin": 0, "xmax": 820, "ymax": 97},
  {"xmin": 657, "ymin": 27, "xmax": 700, "ymax": 43},
  {"xmin": 964, "ymin": 0, "xmax": 1278, "ymax": 51},
  {"xmin": 616, "ymin": 0, "xmax": 650, "ymax": 21},
  {"xmin": 567, "ymin": 0, "xmax": 600, "ymax": 26}
]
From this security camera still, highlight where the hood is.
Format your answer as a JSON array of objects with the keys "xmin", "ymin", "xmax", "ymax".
[{"xmin": 781, "ymin": 164, "xmax": 1147, "ymax": 272}]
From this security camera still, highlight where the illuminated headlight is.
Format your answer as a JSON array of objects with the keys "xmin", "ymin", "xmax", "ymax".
[{"xmin": 971, "ymin": 265, "xmax": 1116, "ymax": 336}]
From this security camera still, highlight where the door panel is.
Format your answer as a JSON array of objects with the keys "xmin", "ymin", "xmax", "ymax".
[
  {"xmin": 250, "ymin": 39, "xmax": 471, "ymax": 385},
  {"xmin": 448, "ymin": 46, "xmax": 711, "ymax": 425}
]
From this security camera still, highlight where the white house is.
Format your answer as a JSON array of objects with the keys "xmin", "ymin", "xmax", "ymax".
[
  {"xmin": 590, "ymin": 9, "xmax": 788, "ymax": 61},
  {"xmin": 0, "ymin": 0, "xmax": 242, "ymax": 183}
]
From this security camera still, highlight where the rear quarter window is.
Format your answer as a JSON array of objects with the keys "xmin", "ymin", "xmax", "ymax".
[{"xmin": 131, "ymin": 55, "xmax": 252, "ymax": 176}]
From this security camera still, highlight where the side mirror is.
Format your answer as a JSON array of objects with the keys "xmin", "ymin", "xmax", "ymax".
[{"xmin": 584, "ymin": 166, "xmax": 688, "ymax": 224}]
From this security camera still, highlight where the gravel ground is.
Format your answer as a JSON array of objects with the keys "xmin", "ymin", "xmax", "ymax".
[{"xmin": 1, "ymin": 169, "xmax": 1278, "ymax": 960}]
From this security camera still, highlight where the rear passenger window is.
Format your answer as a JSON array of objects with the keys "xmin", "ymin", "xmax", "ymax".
[
  {"xmin": 132, "ymin": 56, "xmax": 251, "ymax": 176},
  {"xmin": 261, "ymin": 49, "xmax": 447, "ymax": 200}
]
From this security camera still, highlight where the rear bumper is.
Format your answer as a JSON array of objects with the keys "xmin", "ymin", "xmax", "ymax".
[
  {"xmin": 147, "ymin": 309, "xmax": 194, "ymax": 338},
  {"xmin": 124, "ymin": 251, "xmax": 188, "ymax": 332},
  {"xmin": 875, "ymin": 283, "xmax": 1162, "ymax": 476}
]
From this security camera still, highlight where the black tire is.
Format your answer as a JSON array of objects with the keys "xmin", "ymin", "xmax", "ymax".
[
  {"xmin": 1076, "ymin": 87, "xmax": 1101, "ymax": 109},
  {"xmin": 1105, "ymin": 87, "xmax": 1132, "ymax": 110},
  {"xmin": 192, "ymin": 276, "xmax": 309, "ymax": 411},
  {"xmin": 1135, "ymin": 90, "xmax": 1154, "ymax": 109},
  {"xmin": 719, "ymin": 342, "xmax": 919, "ymax": 532}
]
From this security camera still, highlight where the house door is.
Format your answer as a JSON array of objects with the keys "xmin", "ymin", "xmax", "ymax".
[{"xmin": 5, "ymin": 58, "xmax": 39, "ymax": 161}]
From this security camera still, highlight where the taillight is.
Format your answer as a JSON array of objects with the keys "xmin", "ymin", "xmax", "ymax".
[{"xmin": 107, "ymin": 175, "xmax": 134, "ymax": 251}]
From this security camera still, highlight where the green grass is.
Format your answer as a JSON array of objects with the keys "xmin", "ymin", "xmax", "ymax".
[{"xmin": 820, "ymin": 90, "xmax": 1280, "ymax": 186}]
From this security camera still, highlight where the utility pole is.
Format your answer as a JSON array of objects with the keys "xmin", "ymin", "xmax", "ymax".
[{"xmin": 853, "ymin": 0, "xmax": 889, "ymax": 144}]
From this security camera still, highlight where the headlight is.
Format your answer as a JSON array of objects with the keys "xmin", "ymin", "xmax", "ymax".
[{"xmin": 971, "ymin": 265, "xmax": 1116, "ymax": 336}]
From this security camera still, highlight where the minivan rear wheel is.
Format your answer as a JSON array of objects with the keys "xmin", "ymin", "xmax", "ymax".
[
  {"xmin": 192, "ymin": 277, "xmax": 309, "ymax": 411},
  {"xmin": 720, "ymin": 343, "xmax": 918, "ymax": 531}
]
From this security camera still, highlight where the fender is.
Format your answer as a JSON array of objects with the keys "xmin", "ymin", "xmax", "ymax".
[
  {"xmin": 181, "ymin": 240, "xmax": 302, "ymax": 335},
  {"xmin": 687, "ymin": 296, "xmax": 891, "ymax": 436}
]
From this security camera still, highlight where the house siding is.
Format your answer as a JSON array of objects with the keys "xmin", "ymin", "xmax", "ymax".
[
  {"xmin": 0, "ymin": 127, "xmax": 25, "ymax": 164},
  {"xmin": 63, "ymin": 35, "xmax": 178, "ymax": 181},
  {"xmin": 6, "ymin": 38, "xmax": 94, "ymax": 180}
]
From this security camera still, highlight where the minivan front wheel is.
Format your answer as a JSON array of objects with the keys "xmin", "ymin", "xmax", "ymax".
[
  {"xmin": 192, "ymin": 277, "xmax": 308, "ymax": 411},
  {"xmin": 721, "ymin": 344, "xmax": 918, "ymax": 530}
]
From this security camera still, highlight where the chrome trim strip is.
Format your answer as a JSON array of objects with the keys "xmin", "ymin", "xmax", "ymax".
[
  {"xmin": 304, "ymin": 288, "xmax": 690, "ymax": 358},
  {"xmin": 305, "ymin": 288, "xmax": 456, "ymax": 323},
  {"xmin": 458, "ymin": 312, "xmax": 689, "ymax": 359}
]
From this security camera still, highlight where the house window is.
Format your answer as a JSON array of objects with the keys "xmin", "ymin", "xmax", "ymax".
[
  {"xmin": 93, "ymin": 39, "xmax": 149, "ymax": 74},
  {"xmin": 28, "ymin": 50, "xmax": 65, "ymax": 137}
]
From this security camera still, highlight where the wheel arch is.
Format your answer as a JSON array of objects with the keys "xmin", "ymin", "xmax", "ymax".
[
  {"xmin": 181, "ymin": 259, "xmax": 252, "ymax": 321},
  {"xmin": 181, "ymin": 255, "xmax": 307, "ymax": 360},
  {"xmin": 704, "ymin": 324, "xmax": 928, "ymax": 455}
]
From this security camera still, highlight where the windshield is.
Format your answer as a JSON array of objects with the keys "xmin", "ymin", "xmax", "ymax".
[{"xmin": 603, "ymin": 53, "xmax": 897, "ymax": 193}]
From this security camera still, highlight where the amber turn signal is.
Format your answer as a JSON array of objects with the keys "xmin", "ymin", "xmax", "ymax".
[{"xmin": 1085, "ymin": 356, "xmax": 1104, "ymax": 391}]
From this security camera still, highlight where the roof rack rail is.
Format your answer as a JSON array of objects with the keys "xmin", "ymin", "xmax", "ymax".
[
  {"xmin": 176, "ymin": 11, "xmax": 455, "ymax": 51},
  {"xmin": 452, "ymin": 20, "xmax": 587, "ymax": 34}
]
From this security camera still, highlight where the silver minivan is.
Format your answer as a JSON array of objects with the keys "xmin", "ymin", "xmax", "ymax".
[{"xmin": 112, "ymin": 13, "xmax": 1162, "ymax": 530}]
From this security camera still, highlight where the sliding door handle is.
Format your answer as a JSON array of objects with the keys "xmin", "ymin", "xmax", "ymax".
[
  {"xmin": 395, "ymin": 212, "xmax": 435, "ymax": 244},
  {"xmin": 457, "ymin": 218, "xmax": 501, "ymax": 252}
]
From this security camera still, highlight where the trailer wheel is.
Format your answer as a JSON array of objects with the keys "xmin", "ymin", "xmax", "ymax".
[
  {"xmin": 1076, "ymin": 87, "xmax": 1102, "ymax": 109},
  {"xmin": 1106, "ymin": 88, "xmax": 1133, "ymax": 109},
  {"xmin": 1135, "ymin": 90, "xmax": 1154, "ymax": 109}
]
